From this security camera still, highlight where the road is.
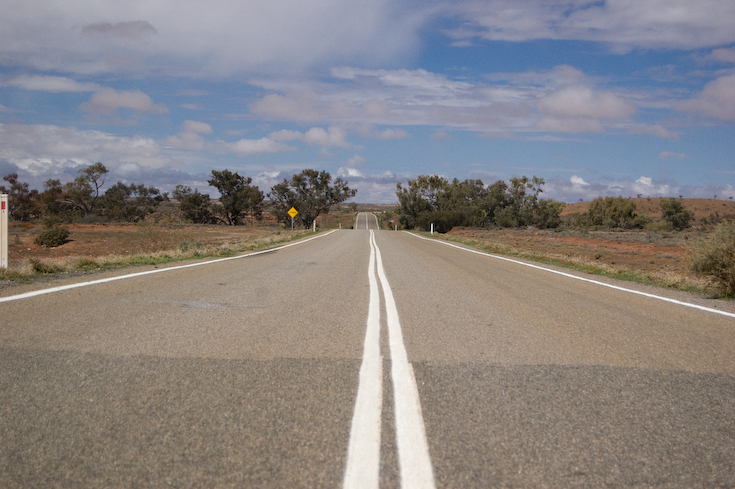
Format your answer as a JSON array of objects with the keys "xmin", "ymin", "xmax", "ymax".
[{"xmin": 1, "ymin": 212, "xmax": 734, "ymax": 488}]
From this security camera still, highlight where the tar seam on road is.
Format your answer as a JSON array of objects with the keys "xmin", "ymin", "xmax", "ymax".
[
  {"xmin": 406, "ymin": 232, "xmax": 735, "ymax": 320},
  {"xmin": 0, "ymin": 230, "xmax": 339, "ymax": 304},
  {"xmin": 344, "ymin": 230, "xmax": 436, "ymax": 489}
]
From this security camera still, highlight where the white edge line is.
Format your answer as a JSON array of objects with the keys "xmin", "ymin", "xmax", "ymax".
[
  {"xmin": 343, "ymin": 230, "xmax": 382, "ymax": 489},
  {"xmin": 374, "ymin": 232, "xmax": 436, "ymax": 489},
  {"xmin": 405, "ymin": 231, "xmax": 735, "ymax": 320},
  {"xmin": 0, "ymin": 230, "xmax": 339, "ymax": 304}
]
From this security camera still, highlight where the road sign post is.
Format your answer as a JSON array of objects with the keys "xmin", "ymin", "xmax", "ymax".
[
  {"xmin": 1, "ymin": 194, "xmax": 8, "ymax": 269},
  {"xmin": 288, "ymin": 207, "xmax": 298, "ymax": 232}
]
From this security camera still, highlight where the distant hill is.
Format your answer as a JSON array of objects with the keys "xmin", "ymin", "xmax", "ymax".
[{"xmin": 561, "ymin": 197, "xmax": 735, "ymax": 221}]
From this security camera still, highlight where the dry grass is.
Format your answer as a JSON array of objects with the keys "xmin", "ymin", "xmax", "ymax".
[
  {"xmin": 443, "ymin": 227, "xmax": 716, "ymax": 295},
  {"xmin": 0, "ymin": 221, "xmax": 317, "ymax": 286}
]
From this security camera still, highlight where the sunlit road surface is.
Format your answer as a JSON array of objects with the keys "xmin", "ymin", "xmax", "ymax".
[{"xmin": 2, "ymin": 212, "xmax": 734, "ymax": 488}]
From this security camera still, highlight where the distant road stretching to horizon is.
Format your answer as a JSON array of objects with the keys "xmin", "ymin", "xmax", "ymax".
[{"xmin": 2, "ymin": 212, "xmax": 734, "ymax": 488}]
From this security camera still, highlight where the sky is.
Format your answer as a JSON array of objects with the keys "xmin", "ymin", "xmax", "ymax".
[{"xmin": 1, "ymin": 0, "xmax": 734, "ymax": 204}]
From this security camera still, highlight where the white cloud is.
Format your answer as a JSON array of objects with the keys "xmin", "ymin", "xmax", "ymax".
[
  {"xmin": 0, "ymin": 0, "xmax": 431, "ymax": 76},
  {"xmin": 677, "ymin": 74, "xmax": 735, "ymax": 120},
  {"xmin": 346, "ymin": 154, "xmax": 366, "ymax": 167},
  {"xmin": 535, "ymin": 117, "xmax": 604, "ymax": 134},
  {"xmin": 636, "ymin": 176, "xmax": 653, "ymax": 186},
  {"xmin": 164, "ymin": 121, "xmax": 213, "ymax": 151},
  {"xmin": 708, "ymin": 48, "xmax": 735, "ymax": 63},
  {"xmin": 0, "ymin": 122, "xmax": 170, "ymax": 183},
  {"xmin": 250, "ymin": 65, "xmax": 654, "ymax": 135},
  {"xmin": 543, "ymin": 175, "xmax": 683, "ymax": 202},
  {"xmin": 446, "ymin": 0, "xmax": 735, "ymax": 52},
  {"xmin": 633, "ymin": 176, "xmax": 671, "ymax": 196},
  {"xmin": 303, "ymin": 126, "xmax": 350, "ymax": 147},
  {"xmin": 265, "ymin": 126, "xmax": 351, "ymax": 148},
  {"xmin": 80, "ymin": 88, "xmax": 168, "ymax": 115},
  {"xmin": 251, "ymin": 92, "xmax": 321, "ymax": 122},
  {"xmin": 227, "ymin": 137, "xmax": 293, "ymax": 156},
  {"xmin": 537, "ymin": 86, "xmax": 636, "ymax": 120},
  {"xmin": 337, "ymin": 167, "xmax": 365, "ymax": 178},
  {"xmin": 332, "ymin": 67, "xmax": 473, "ymax": 92},
  {"xmin": 4, "ymin": 75, "xmax": 100, "ymax": 92},
  {"xmin": 182, "ymin": 120, "xmax": 212, "ymax": 134},
  {"xmin": 376, "ymin": 128, "xmax": 410, "ymax": 140},
  {"xmin": 570, "ymin": 175, "xmax": 590, "ymax": 186}
]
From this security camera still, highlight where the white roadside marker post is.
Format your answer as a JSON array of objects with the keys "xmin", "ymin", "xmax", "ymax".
[{"xmin": 0, "ymin": 194, "xmax": 8, "ymax": 269}]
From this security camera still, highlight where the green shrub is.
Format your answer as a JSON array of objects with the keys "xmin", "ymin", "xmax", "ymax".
[
  {"xmin": 34, "ymin": 227, "xmax": 70, "ymax": 247},
  {"xmin": 646, "ymin": 220, "xmax": 674, "ymax": 233},
  {"xmin": 588, "ymin": 196, "xmax": 641, "ymax": 229},
  {"xmin": 660, "ymin": 198, "xmax": 694, "ymax": 230},
  {"xmin": 690, "ymin": 220, "xmax": 735, "ymax": 296}
]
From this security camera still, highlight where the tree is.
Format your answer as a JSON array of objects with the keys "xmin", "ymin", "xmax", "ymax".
[
  {"xmin": 63, "ymin": 162, "xmax": 108, "ymax": 215},
  {"xmin": 208, "ymin": 169, "xmax": 264, "ymax": 225},
  {"xmin": 588, "ymin": 196, "xmax": 640, "ymax": 229},
  {"xmin": 395, "ymin": 176, "xmax": 445, "ymax": 229},
  {"xmin": 499, "ymin": 176, "xmax": 545, "ymax": 227},
  {"xmin": 1, "ymin": 173, "xmax": 38, "ymax": 221},
  {"xmin": 395, "ymin": 174, "xmax": 563, "ymax": 232},
  {"xmin": 172, "ymin": 185, "xmax": 213, "ymax": 224},
  {"xmin": 99, "ymin": 182, "xmax": 163, "ymax": 222},
  {"xmin": 269, "ymin": 169, "xmax": 357, "ymax": 228},
  {"xmin": 660, "ymin": 198, "xmax": 694, "ymax": 230}
]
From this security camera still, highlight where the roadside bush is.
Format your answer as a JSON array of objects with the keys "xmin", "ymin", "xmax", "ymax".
[
  {"xmin": 690, "ymin": 220, "xmax": 735, "ymax": 296},
  {"xmin": 34, "ymin": 227, "xmax": 70, "ymax": 247},
  {"xmin": 645, "ymin": 220, "xmax": 674, "ymax": 233},
  {"xmin": 73, "ymin": 258, "xmax": 99, "ymax": 271},
  {"xmin": 660, "ymin": 198, "xmax": 694, "ymax": 230},
  {"xmin": 588, "ymin": 196, "xmax": 641, "ymax": 229},
  {"xmin": 30, "ymin": 259, "xmax": 63, "ymax": 274}
]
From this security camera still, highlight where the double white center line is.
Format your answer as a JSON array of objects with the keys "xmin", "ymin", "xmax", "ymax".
[{"xmin": 343, "ymin": 230, "xmax": 435, "ymax": 489}]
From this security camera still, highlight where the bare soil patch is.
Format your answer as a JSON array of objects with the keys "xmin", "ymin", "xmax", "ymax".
[{"xmin": 7, "ymin": 222, "xmax": 286, "ymax": 264}]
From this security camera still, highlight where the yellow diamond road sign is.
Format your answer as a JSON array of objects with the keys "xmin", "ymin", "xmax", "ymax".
[{"xmin": 288, "ymin": 207, "xmax": 298, "ymax": 218}]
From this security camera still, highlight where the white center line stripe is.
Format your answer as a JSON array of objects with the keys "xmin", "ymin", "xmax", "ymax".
[
  {"xmin": 343, "ymin": 230, "xmax": 383, "ymax": 489},
  {"xmin": 374, "ymin": 231, "xmax": 436, "ymax": 489}
]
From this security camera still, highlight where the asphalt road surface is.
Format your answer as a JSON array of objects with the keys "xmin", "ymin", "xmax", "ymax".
[{"xmin": 1, "ymin": 212, "xmax": 734, "ymax": 488}]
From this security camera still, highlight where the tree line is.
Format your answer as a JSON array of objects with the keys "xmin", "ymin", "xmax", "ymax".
[
  {"xmin": 2, "ymin": 164, "xmax": 699, "ymax": 233},
  {"xmin": 396, "ymin": 175, "xmax": 566, "ymax": 232},
  {"xmin": 1, "ymin": 164, "xmax": 356, "ymax": 229}
]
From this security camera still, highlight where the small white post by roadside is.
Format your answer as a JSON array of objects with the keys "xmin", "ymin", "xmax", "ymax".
[
  {"xmin": 1, "ymin": 194, "xmax": 8, "ymax": 269},
  {"xmin": 431, "ymin": 222, "xmax": 434, "ymax": 235},
  {"xmin": 313, "ymin": 220, "xmax": 316, "ymax": 232}
]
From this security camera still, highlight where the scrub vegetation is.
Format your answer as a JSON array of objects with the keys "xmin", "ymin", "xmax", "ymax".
[{"xmin": 2, "ymin": 167, "xmax": 734, "ymax": 297}]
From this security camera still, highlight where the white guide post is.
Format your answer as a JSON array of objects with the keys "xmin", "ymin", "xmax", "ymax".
[
  {"xmin": 430, "ymin": 222, "xmax": 434, "ymax": 235},
  {"xmin": 0, "ymin": 194, "xmax": 8, "ymax": 268}
]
